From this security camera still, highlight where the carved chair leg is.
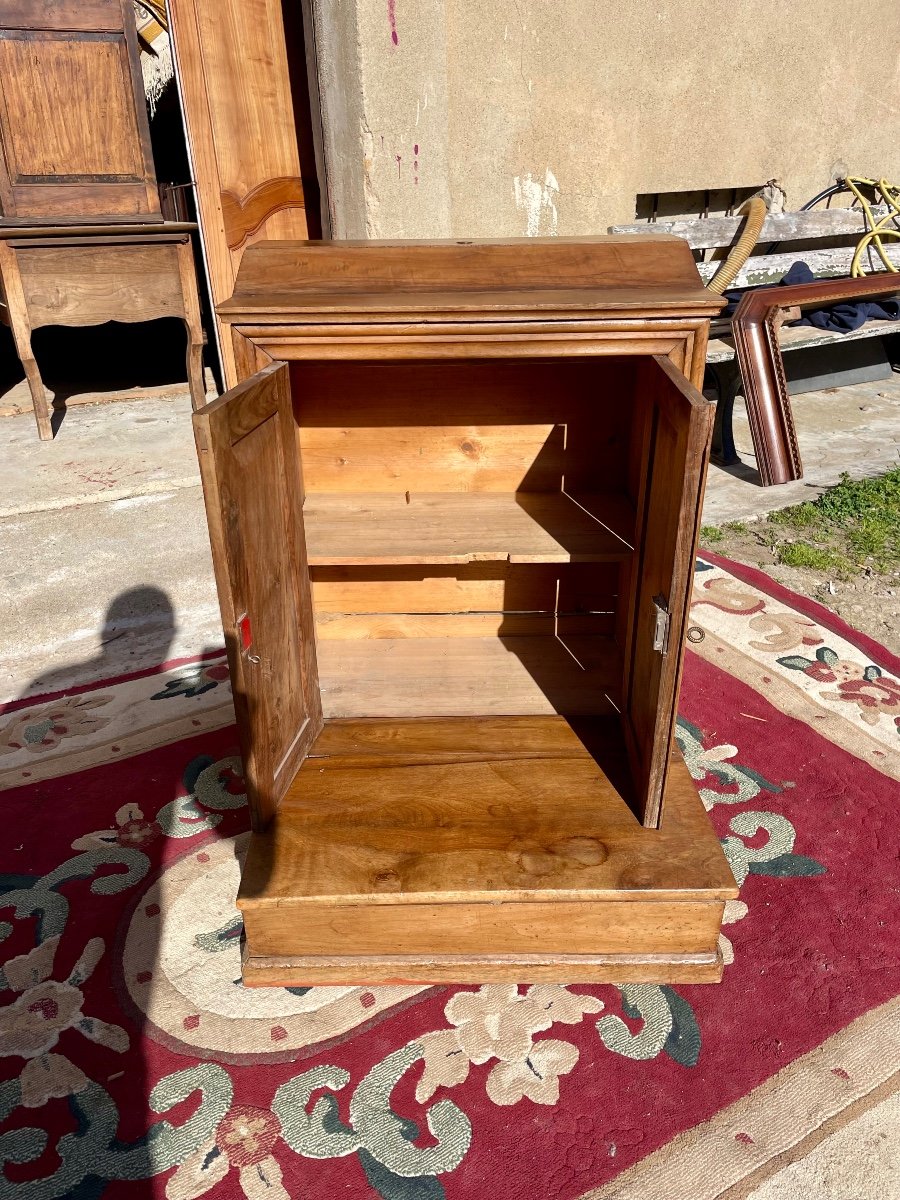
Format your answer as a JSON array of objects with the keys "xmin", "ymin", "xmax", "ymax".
[{"xmin": 709, "ymin": 363, "xmax": 742, "ymax": 466}]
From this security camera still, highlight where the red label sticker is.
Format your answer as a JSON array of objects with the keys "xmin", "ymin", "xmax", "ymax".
[{"xmin": 238, "ymin": 613, "xmax": 252, "ymax": 652}]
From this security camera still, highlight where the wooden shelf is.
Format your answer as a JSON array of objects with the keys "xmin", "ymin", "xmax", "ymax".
[
  {"xmin": 238, "ymin": 717, "xmax": 737, "ymax": 985},
  {"xmin": 317, "ymin": 634, "xmax": 621, "ymax": 718},
  {"xmin": 304, "ymin": 491, "xmax": 634, "ymax": 566}
]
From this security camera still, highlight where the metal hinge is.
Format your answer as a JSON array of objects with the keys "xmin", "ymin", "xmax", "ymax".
[{"xmin": 652, "ymin": 595, "xmax": 670, "ymax": 655}]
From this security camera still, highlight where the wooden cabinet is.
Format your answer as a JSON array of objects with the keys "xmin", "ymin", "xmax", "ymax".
[
  {"xmin": 0, "ymin": 0, "xmax": 160, "ymax": 223},
  {"xmin": 194, "ymin": 235, "xmax": 738, "ymax": 986}
]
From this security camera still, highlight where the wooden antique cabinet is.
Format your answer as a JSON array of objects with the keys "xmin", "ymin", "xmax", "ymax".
[
  {"xmin": 194, "ymin": 236, "xmax": 738, "ymax": 987},
  {"xmin": 0, "ymin": 0, "xmax": 160, "ymax": 223}
]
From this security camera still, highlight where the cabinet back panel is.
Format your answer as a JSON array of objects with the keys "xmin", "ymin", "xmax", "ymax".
[
  {"xmin": 316, "ymin": 635, "xmax": 620, "ymax": 719},
  {"xmin": 290, "ymin": 359, "xmax": 635, "ymax": 494},
  {"xmin": 311, "ymin": 562, "xmax": 619, "ymax": 640}
]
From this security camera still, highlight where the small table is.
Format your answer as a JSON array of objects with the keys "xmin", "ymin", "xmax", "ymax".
[{"xmin": 0, "ymin": 222, "xmax": 206, "ymax": 440}]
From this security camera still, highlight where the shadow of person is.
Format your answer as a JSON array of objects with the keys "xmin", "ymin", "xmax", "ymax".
[
  {"xmin": 0, "ymin": 585, "xmax": 242, "ymax": 1198},
  {"xmin": 21, "ymin": 586, "xmax": 178, "ymax": 702}
]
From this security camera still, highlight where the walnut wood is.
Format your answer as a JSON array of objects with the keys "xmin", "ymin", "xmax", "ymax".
[
  {"xmin": 0, "ymin": 0, "xmax": 159, "ymax": 222},
  {"xmin": 0, "ymin": 1, "xmax": 122, "ymax": 32},
  {"xmin": 221, "ymin": 177, "xmax": 307, "ymax": 251},
  {"xmin": 193, "ymin": 363, "xmax": 322, "ymax": 825},
  {"xmin": 316, "ymin": 635, "xmax": 621, "ymax": 719},
  {"xmin": 303, "ymin": 492, "xmax": 635, "ymax": 566},
  {"xmin": 622, "ymin": 356, "xmax": 715, "ymax": 825},
  {"xmin": 166, "ymin": 0, "xmax": 309, "ymax": 384},
  {"xmin": 731, "ymin": 274, "xmax": 900, "ymax": 485},
  {"xmin": 289, "ymin": 358, "xmax": 636, "ymax": 496},
  {"xmin": 241, "ymin": 949, "xmax": 726, "ymax": 987},
  {"xmin": 222, "ymin": 236, "xmax": 719, "ymax": 306},
  {"xmin": 237, "ymin": 717, "xmax": 735, "ymax": 983},
  {"xmin": 310, "ymin": 561, "xmax": 618, "ymax": 643},
  {"xmin": 0, "ymin": 223, "xmax": 197, "ymax": 239},
  {"xmin": 194, "ymin": 237, "xmax": 732, "ymax": 983},
  {"xmin": 241, "ymin": 717, "xmax": 736, "ymax": 903}
]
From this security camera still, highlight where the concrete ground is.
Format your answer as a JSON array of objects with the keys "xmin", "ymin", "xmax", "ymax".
[
  {"xmin": 701, "ymin": 378, "xmax": 900, "ymax": 525},
  {"xmin": 3, "ymin": 372, "xmax": 900, "ymax": 702}
]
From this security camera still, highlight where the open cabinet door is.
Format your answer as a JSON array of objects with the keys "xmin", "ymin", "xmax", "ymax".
[
  {"xmin": 193, "ymin": 363, "xmax": 322, "ymax": 829},
  {"xmin": 623, "ymin": 355, "xmax": 715, "ymax": 828}
]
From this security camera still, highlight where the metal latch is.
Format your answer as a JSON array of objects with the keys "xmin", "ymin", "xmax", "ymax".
[{"xmin": 652, "ymin": 595, "xmax": 670, "ymax": 655}]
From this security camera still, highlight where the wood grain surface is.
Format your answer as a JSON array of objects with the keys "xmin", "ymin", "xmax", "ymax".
[
  {"xmin": 621, "ymin": 356, "xmax": 714, "ymax": 825},
  {"xmin": 241, "ymin": 949, "xmax": 726, "ymax": 987},
  {"xmin": 166, "ymin": 0, "xmax": 308, "ymax": 381},
  {"xmin": 290, "ymin": 358, "xmax": 634, "ymax": 496},
  {"xmin": 316, "ymin": 636, "xmax": 621, "ymax": 718},
  {"xmin": 304, "ymin": 491, "xmax": 635, "ymax": 566},
  {"xmin": 193, "ymin": 363, "xmax": 322, "ymax": 826},
  {"xmin": 0, "ymin": 0, "xmax": 159, "ymax": 221},
  {"xmin": 193, "ymin": 237, "xmax": 729, "ymax": 983},
  {"xmin": 238, "ymin": 716, "xmax": 735, "ymax": 982}
]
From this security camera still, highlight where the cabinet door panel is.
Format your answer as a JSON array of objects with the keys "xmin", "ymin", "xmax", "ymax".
[
  {"xmin": 0, "ymin": 0, "xmax": 159, "ymax": 221},
  {"xmin": 193, "ymin": 363, "xmax": 322, "ymax": 828},
  {"xmin": 624, "ymin": 355, "xmax": 713, "ymax": 827}
]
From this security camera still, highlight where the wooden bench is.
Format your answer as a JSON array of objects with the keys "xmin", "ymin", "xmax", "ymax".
[{"xmin": 610, "ymin": 206, "xmax": 900, "ymax": 467}]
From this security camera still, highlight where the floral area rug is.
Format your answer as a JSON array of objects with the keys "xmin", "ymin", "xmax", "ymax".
[{"xmin": 1, "ymin": 554, "xmax": 898, "ymax": 1200}]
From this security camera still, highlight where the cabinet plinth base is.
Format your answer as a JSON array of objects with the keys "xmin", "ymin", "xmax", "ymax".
[
  {"xmin": 237, "ymin": 716, "xmax": 738, "ymax": 986},
  {"xmin": 240, "ymin": 947, "xmax": 726, "ymax": 987}
]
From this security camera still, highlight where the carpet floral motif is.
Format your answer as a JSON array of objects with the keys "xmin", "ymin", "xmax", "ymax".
[
  {"xmin": 0, "ymin": 694, "xmax": 113, "ymax": 756},
  {"xmin": 0, "ymin": 715, "xmax": 825, "ymax": 1199},
  {"xmin": 691, "ymin": 557, "xmax": 900, "ymax": 772},
  {"xmin": 3, "ymin": 556, "xmax": 897, "ymax": 1199}
]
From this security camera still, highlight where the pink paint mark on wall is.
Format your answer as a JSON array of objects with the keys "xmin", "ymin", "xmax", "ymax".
[{"xmin": 387, "ymin": 0, "xmax": 399, "ymax": 45}]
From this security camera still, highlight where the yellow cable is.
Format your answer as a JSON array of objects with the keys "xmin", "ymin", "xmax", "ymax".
[{"xmin": 844, "ymin": 175, "xmax": 900, "ymax": 277}]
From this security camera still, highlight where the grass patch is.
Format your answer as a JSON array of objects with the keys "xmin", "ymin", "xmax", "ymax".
[
  {"xmin": 768, "ymin": 503, "xmax": 820, "ymax": 530},
  {"xmin": 776, "ymin": 543, "xmax": 853, "ymax": 574},
  {"xmin": 700, "ymin": 525, "xmax": 724, "ymax": 544},
  {"xmin": 706, "ymin": 468, "xmax": 900, "ymax": 580},
  {"xmin": 769, "ymin": 469, "xmax": 900, "ymax": 572}
]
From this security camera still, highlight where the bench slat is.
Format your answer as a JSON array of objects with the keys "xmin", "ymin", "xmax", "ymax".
[
  {"xmin": 707, "ymin": 316, "xmax": 897, "ymax": 364},
  {"xmin": 609, "ymin": 206, "xmax": 890, "ymax": 250},
  {"xmin": 695, "ymin": 244, "xmax": 900, "ymax": 289}
]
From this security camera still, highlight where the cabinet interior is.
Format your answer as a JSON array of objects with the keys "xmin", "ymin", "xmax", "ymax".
[{"xmin": 290, "ymin": 355, "xmax": 651, "ymax": 806}]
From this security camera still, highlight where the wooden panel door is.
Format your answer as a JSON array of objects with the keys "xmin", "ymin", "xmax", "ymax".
[
  {"xmin": 167, "ymin": 0, "xmax": 316, "ymax": 384},
  {"xmin": 0, "ymin": 0, "xmax": 159, "ymax": 222},
  {"xmin": 623, "ymin": 355, "xmax": 714, "ymax": 828},
  {"xmin": 193, "ymin": 362, "xmax": 322, "ymax": 828}
]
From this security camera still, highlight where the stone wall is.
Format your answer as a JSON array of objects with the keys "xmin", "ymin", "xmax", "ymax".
[{"xmin": 309, "ymin": 0, "xmax": 900, "ymax": 239}]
